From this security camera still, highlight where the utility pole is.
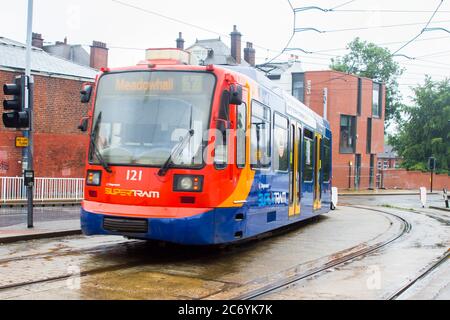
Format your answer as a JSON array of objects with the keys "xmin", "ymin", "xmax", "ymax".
[{"xmin": 24, "ymin": 0, "xmax": 34, "ymax": 228}]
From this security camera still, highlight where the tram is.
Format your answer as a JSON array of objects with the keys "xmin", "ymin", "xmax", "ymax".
[{"xmin": 79, "ymin": 48, "xmax": 332, "ymax": 245}]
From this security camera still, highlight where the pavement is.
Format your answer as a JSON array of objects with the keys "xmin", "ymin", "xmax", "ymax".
[
  {"xmin": 0, "ymin": 219, "xmax": 81, "ymax": 243},
  {"xmin": 0, "ymin": 205, "xmax": 81, "ymax": 243}
]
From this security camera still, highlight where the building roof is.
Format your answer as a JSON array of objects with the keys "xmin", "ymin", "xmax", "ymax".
[
  {"xmin": 186, "ymin": 38, "xmax": 249, "ymax": 66},
  {"xmin": 0, "ymin": 37, "xmax": 98, "ymax": 81},
  {"xmin": 378, "ymin": 144, "xmax": 399, "ymax": 159}
]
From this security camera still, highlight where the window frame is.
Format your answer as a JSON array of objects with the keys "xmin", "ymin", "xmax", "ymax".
[
  {"xmin": 322, "ymin": 138, "xmax": 331, "ymax": 183},
  {"xmin": 357, "ymin": 78, "xmax": 362, "ymax": 116},
  {"xmin": 291, "ymin": 72, "xmax": 305, "ymax": 103},
  {"xmin": 250, "ymin": 99, "xmax": 272, "ymax": 171},
  {"xmin": 236, "ymin": 102, "xmax": 247, "ymax": 169},
  {"xmin": 273, "ymin": 112, "xmax": 289, "ymax": 173},
  {"xmin": 214, "ymin": 90, "xmax": 231, "ymax": 170},
  {"xmin": 339, "ymin": 115, "xmax": 357, "ymax": 154},
  {"xmin": 372, "ymin": 82, "xmax": 382, "ymax": 118},
  {"xmin": 366, "ymin": 117, "xmax": 372, "ymax": 154},
  {"xmin": 302, "ymin": 128, "xmax": 314, "ymax": 183}
]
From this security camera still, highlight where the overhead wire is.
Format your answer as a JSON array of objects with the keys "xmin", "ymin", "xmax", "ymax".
[
  {"xmin": 392, "ymin": 0, "xmax": 445, "ymax": 55},
  {"xmin": 102, "ymin": 0, "xmax": 450, "ymax": 79}
]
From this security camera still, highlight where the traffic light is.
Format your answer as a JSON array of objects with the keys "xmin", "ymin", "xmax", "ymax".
[
  {"xmin": 2, "ymin": 75, "xmax": 29, "ymax": 128},
  {"xmin": 428, "ymin": 157, "xmax": 436, "ymax": 171}
]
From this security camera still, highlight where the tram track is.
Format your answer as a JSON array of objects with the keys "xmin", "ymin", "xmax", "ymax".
[
  {"xmin": 0, "ymin": 238, "xmax": 140, "ymax": 265},
  {"xmin": 214, "ymin": 205, "xmax": 447, "ymax": 300},
  {"xmin": 205, "ymin": 206, "xmax": 411, "ymax": 300},
  {"xmin": 0, "ymin": 239, "xmax": 202, "ymax": 293},
  {"xmin": 0, "ymin": 206, "xmax": 405, "ymax": 297},
  {"xmin": 387, "ymin": 250, "xmax": 449, "ymax": 300},
  {"xmin": 1, "ymin": 205, "xmax": 446, "ymax": 300}
]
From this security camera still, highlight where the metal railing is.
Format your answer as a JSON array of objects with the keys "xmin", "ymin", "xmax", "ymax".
[{"xmin": 0, "ymin": 177, "xmax": 84, "ymax": 203}]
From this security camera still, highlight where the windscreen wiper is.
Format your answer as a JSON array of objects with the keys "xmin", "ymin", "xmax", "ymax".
[
  {"xmin": 90, "ymin": 112, "xmax": 112, "ymax": 173},
  {"xmin": 158, "ymin": 129, "xmax": 194, "ymax": 177}
]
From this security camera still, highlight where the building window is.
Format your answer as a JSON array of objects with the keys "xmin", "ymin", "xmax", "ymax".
[
  {"xmin": 366, "ymin": 118, "xmax": 372, "ymax": 154},
  {"xmin": 383, "ymin": 160, "xmax": 389, "ymax": 170},
  {"xmin": 378, "ymin": 161, "xmax": 382, "ymax": 170},
  {"xmin": 251, "ymin": 100, "xmax": 271, "ymax": 169},
  {"xmin": 267, "ymin": 74, "xmax": 281, "ymax": 80},
  {"xmin": 357, "ymin": 78, "xmax": 362, "ymax": 116},
  {"xmin": 372, "ymin": 82, "xmax": 382, "ymax": 118},
  {"xmin": 273, "ymin": 114, "xmax": 289, "ymax": 172},
  {"xmin": 292, "ymin": 73, "xmax": 305, "ymax": 102},
  {"xmin": 339, "ymin": 115, "xmax": 356, "ymax": 154}
]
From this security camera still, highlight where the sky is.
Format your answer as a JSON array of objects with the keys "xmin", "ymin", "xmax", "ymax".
[{"xmin": 1, "ymin": 0, "xmax": 450, "ymax": 105}]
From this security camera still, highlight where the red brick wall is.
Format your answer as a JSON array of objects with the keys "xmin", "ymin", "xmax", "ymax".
[
  {"xmin": 382, "ymin": 169, "xmax": 449, "ymax": 190},
  {"xmin": 304, "ymin": 71, "xmax": 385, "ymax": 190},
  {"xmin": 0, "ymin": 70, "xmax": 92, "ymax": 177}
]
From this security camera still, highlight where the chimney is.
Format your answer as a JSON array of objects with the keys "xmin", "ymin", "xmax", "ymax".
[
  {"xmin": 230, "ymin": 25, "xmax": 242, "ymax": 64},
  {"xmin": 90, "ymin": 41, "xmax": 109, "ymax": 69},
  {"xmin": 32, "ymin": 33, "xmax": 43, "ymax": 49},
  {"xmin": 244, "ymin": 42, "xmax": 256, "ymax": 67},
  {"xmin": 176, "ymin": 32, "xmax": 185, "ymax": 50}
]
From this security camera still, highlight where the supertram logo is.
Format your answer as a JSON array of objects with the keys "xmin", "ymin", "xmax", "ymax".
[
  {"xmin": 257, "ymin": 192, "xmax": 288, "ymax": 207},
  {"xmin": 105, "ymin": 188, "xmax": 160, "ymax": 199}
]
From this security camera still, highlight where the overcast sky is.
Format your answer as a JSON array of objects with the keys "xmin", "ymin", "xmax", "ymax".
[{"xmin": 1, "ymin": 0, "xmax": 449, "ymax": 103}]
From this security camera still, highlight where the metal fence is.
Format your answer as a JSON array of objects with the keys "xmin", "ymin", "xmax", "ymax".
[{"xmin": 0, "ymin": 177, "xmax": 84, "ymax": 203}]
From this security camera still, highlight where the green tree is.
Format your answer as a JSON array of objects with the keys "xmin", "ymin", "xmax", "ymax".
[
  {"xmin": 330, "ymin": 37, "xmax": 404, "ymax": 125},
  {"xmin": 389, "ymin": 77, "xmax": 450, "ymax": 173}
]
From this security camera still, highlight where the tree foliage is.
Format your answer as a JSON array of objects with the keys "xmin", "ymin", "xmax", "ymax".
[
  {"xmin": 389, "ymin": 77, "xmax": 450, "ymax": 173},
  {"xmin": 330, "ymin": 37, "xmax": 404, "ymax": 125}
]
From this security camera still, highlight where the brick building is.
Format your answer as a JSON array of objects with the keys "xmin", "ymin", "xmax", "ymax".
[
  {"xmin": 378, "ymin": 144, "xmax": 402, "ymax": 170},
  {"xmin": 0, "ymin": 37, "xmax": 103, "ymax": 178},
  {"xmin": 267, "ymin": 68, "xmax": 385, "ymax": 190}
]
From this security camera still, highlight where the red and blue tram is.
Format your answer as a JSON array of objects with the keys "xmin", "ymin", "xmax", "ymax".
[{"xmin": 80, "ymin": 50, "xmax": 332, "ymax": 245}]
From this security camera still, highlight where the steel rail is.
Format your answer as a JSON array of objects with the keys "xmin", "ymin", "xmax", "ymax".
[
  {"xmin": 387, "ymin": 250, "xmax": 449, "ymax": 300},
  {"xmin": 221, "ymin": 206, "xmax": 411, "ymax": 300}
]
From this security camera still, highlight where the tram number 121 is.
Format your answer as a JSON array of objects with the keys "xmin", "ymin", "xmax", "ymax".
[{"xmin": 126, "ymin": 170, "xmax": 143, "ymax": 181}]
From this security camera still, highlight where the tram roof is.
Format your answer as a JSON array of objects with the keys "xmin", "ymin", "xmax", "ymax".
[{"xmin": 223, "ymin": 65, "xmax": 330, "ymax": 131}]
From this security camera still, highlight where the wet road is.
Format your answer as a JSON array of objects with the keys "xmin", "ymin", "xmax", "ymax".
[
  {"xmin": 0, "ymin": 195, "xmax": 448, "ymax": 300},
  {"xmin": 0, "ymin": 206, "xmax": 396, "ymax": 299}
]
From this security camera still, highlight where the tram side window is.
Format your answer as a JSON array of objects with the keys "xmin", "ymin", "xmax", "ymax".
[
  {"xmin": 215, "ymin": 90, "xmax": 230, "ymax": 169},
  {"xmin": 322, "ymin": 138, "xmax": 331, "ymax": 182},
  {"xmin": 236, "ymin": 103, "xmax": 247, "ymax": 168},
  {"xmin": 273, "ymin": 114, "xmax": 288, "ymax": 172},
  {"xmin": 303, "ymin": 130, "xmax": 314, "ymax": 182},
  {"xmin": 250, "ymin": 100, "xmax": 271, "ymax": 169}
]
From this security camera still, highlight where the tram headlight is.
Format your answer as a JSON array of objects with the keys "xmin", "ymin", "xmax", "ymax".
[
  {"xmin": 174, "ymin": 175, "xmax": 203, "ymax": 192},
  {"xmin": 86, "ymin": 170, "xmax": 102, "ymax": 186}
]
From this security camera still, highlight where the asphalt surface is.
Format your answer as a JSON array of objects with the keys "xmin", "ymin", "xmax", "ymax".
[{"xmin": 0, "ymin": 194, "xmax": 448, "ymax": 300}]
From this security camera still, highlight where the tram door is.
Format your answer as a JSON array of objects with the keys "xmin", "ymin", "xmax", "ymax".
[
  {"xmin": 313, "ymin": 133, "xmax": 322, "ymax": 210},
  {"xmin": 289, "ymin": 123, "xmax": 301, "ymax": 217}
]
